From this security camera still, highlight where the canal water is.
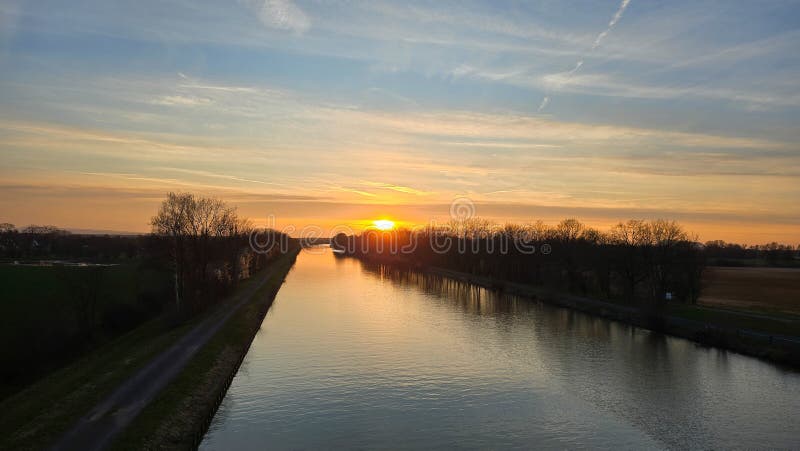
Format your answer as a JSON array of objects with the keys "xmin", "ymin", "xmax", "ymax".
[{"xmin": 201, "ymin": 247, "xmax": 799, "ymax": 450}]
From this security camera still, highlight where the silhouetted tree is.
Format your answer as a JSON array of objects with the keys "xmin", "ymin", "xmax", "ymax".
[
  {"xmin": 151, "ymin": 192, "xmax": 193, "ymax": 311},
  {"xmin": 150, "ymin": 192, "xmax": 291, "ymax": 315}
]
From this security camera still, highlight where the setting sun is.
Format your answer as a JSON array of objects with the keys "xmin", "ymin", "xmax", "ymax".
[{"xmin": 372, "ymin": 219, "xmax": 396, "ymax": 231}]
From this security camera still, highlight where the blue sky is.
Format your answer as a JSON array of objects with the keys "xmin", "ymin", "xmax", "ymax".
[{"xmin": 1, "ymin": 0, "xmax": 799, "ymax": 241}]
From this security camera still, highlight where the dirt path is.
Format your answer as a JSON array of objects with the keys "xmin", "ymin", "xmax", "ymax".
[{"xmin": 51, "ymin": 262, "xmax": 291, "ymax": 451}]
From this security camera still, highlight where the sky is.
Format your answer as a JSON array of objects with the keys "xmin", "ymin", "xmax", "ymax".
[{"xmin": 1, "ymin": 0, "xmax": 799, "ymax": 243}]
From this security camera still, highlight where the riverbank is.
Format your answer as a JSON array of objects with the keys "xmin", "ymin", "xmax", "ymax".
[
  {"xmin": 110, "ymin": 247, "xmax": 300, "ymax": 450},
  {"xmin": 0, "ymin": 249, "xmax": 300, "ymax": 450},
  {"xmin": 378, "ymin": 262, "xmax": 800, "ymax": 369}
]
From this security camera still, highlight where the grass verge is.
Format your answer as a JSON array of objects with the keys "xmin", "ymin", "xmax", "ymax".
[
  {"xmin": 667, "ymin": 303, "xmax": 800, "ymax": 337},
  {"xmin": 0, "ymin": 316, "xmax": 192, "ymax": 450}
]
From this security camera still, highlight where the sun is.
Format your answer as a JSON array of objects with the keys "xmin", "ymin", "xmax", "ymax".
[{"xmin": 372, "ymin": 219, "xmax": 396, "ymax": 231}]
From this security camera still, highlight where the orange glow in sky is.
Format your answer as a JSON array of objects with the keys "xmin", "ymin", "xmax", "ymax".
[{"xmin": 1, "ymin": 1, "xmax": 799, "ymax": 244}]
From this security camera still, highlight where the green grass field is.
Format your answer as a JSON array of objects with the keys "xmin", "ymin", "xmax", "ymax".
[{"xmin": 0, "ymin": 263, "xmax": 169, "ymax": 399}]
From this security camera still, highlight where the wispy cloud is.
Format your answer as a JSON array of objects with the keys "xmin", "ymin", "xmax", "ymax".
[
  {"xmin": 154, "ymin": 167, "xmax": 283, "ymax": 186},
  {"xmin": 441, "ymin": 141, "xmax": 560, "ymax": 149},
  {"xmin": 333, "ymin": 186, "xmax": 378, "ymax": 198},
  {"xmin": 243, "ymin": 0, "xmax": 310, "ymax": 34},
  {"xmin": 152, "ymin": 95, "xmax": 213, "ymax": 107},
  {"xmin": 539, "ymin": 72, "xmax": 800, "ymax": 108},
  {"xmin": 362, "ymin": 181, "xmax": 430, "ymax": 196},
  {"xmin": 178, "ymin": 82, "xmax": 258, "ymax": 94}
]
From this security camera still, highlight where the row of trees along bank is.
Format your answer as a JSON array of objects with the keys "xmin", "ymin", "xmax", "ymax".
[
  {"xmin": 334, "ymin": 218, "xmax": 706, "ymax": 308},
  {"xmin": 150, "ymin": 192, "xmax": 294, "ymax": 317},
  {"xmin": 0, "ymin": 193, "xmax": 293, "ymax": 399}
]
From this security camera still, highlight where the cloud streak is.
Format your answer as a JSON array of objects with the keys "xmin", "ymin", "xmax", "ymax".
[
  {"xmin": 152, "ymin": 95, "xmax": 213, "ymax": 107},
  {"xmin": 362, "ymin": 181, "xmax": 430, "ymax": 196},
  {"xmin": 538, "ymin": 0, "xmax": 633, "ymax": 111},
  {"xmin": 593, "ymin": 0, "xmax": 632, "ymax": 50}
]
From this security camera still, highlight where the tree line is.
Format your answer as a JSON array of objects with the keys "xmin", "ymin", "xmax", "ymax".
[
  {"xmin": 703, "ymin": 240, "xmax": 799, "ymax": 267},
  {"xmin": 149, "ymin": 192, "xmax": 294, "ymax": 316},
  {"xmin": 0, "ymin": 193, "xmax": 295, "ymax": 399},
  {"xmin": 334, "ymin": 218, "xmax": 706, "ymax": 307}
]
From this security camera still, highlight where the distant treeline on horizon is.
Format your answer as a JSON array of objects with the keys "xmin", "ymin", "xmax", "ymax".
[{"xmin": 1, "ymin": 222, "xmax": 798, "ymax": 254}]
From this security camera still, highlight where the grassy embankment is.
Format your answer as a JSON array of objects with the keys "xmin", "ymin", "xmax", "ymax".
[
  {"xmin": 110, "ymin": 248, "xmax": 300, "ymax": 450},
  {"xmin": 0, "ymin": 250, "xmax": 298, "ymax": 450},
  {"xmin": 0, "ymin": 313, "xmax": 190, "ymax": 450}
]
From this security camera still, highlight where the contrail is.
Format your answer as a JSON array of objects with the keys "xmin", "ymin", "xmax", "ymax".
[
  {"xmin": 538, "ymin": 96, "xmax": 550, "ymax": 111},
  {"xmin": 593, "ymin": 0, "xmax": 632, "ymax": 49},
  {"xmin": 538, "ymin": 0, "xmax": 632, "ymax": 112}
]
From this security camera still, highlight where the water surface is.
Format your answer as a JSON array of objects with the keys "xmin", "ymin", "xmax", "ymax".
[{"xmin": 201, "ymin": 248, "xmax": 800, "ymax": 449}]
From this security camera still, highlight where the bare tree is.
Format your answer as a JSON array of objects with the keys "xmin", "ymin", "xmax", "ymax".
[
  {"xmin": 151, "ymin": 192, "xmax": 193, "ymax": 311},
  {"xmin": 151, "ymin": 192, "xmax": 253, "ymax": 313},
  {"xmin": 555, "ymin": 218, "xmax": 585, "ymax": 242},
  {"xmin": 647, "ymin": 220, "xmax": 689, "ymax": 300},
  {"xmin": 610, "ymin": 220, "xmax": 652, "ymax": 301}
]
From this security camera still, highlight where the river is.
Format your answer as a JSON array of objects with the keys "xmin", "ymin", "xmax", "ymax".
[{"xmin": 201, "ymin": 247, "xmax": 799, "ymax": 450}]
